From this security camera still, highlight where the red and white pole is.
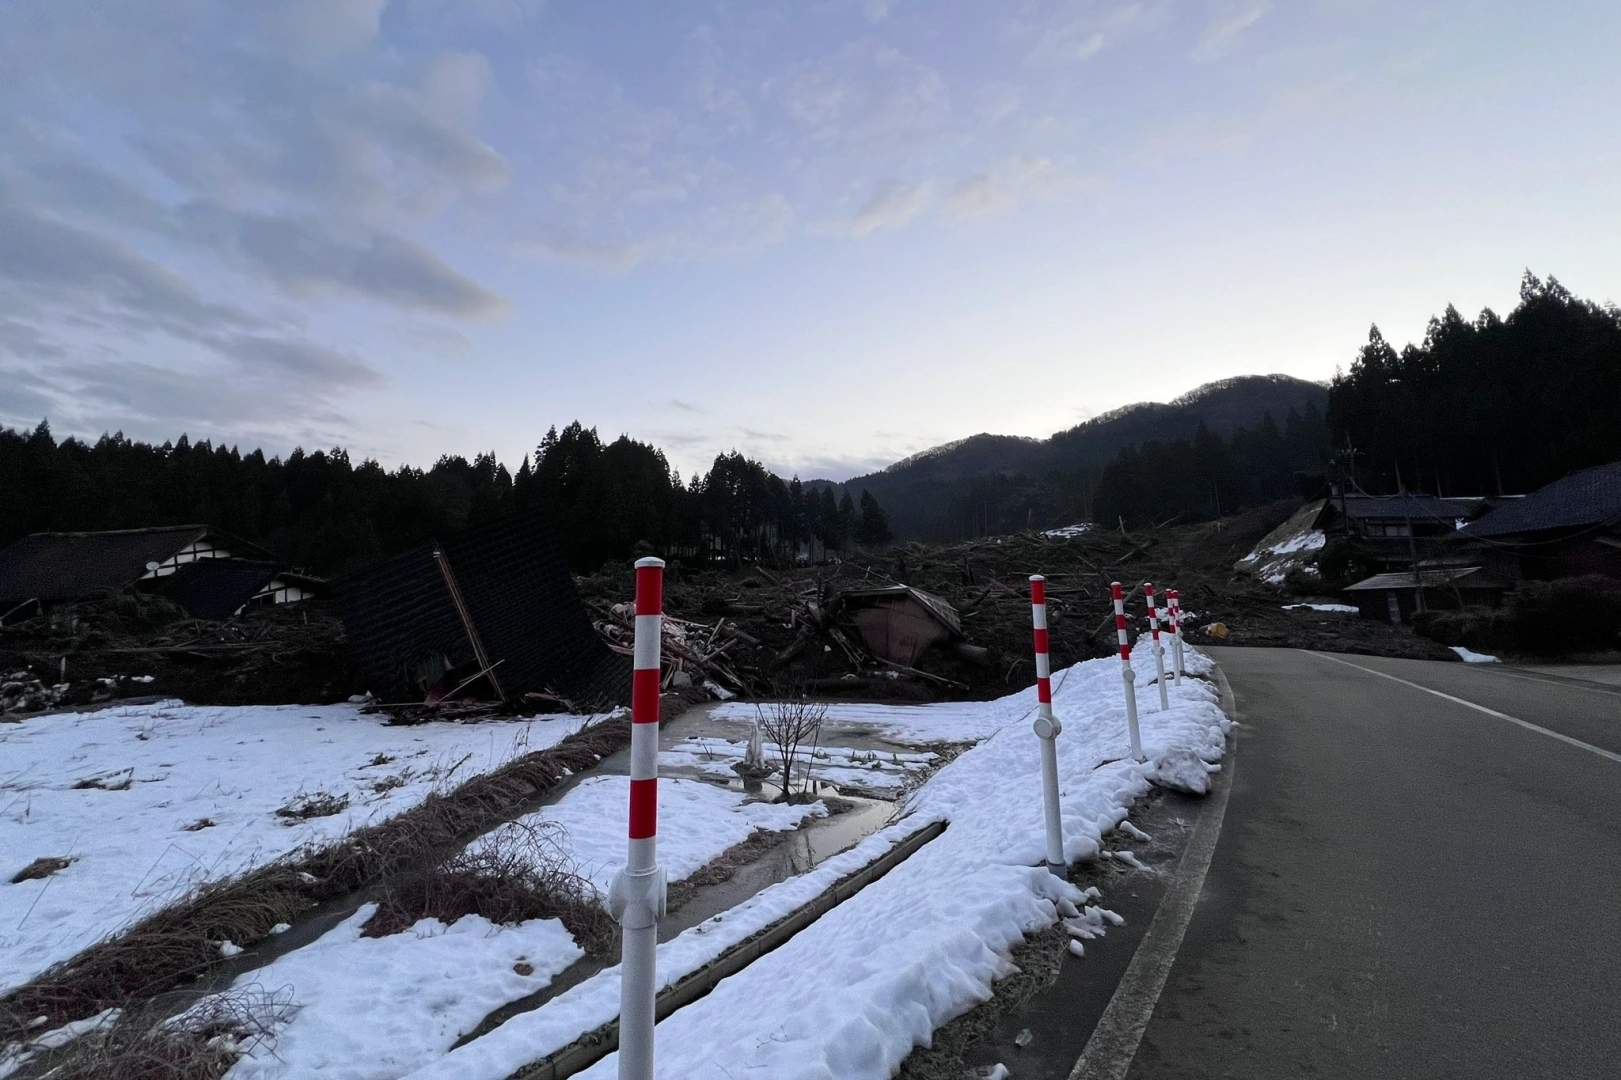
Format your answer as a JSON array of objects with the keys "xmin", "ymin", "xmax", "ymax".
[
  {"xmin": 1029, "ymin": 576, "xmax": 1065, "ymax": 874},
  {"xmin": 609, "ymin": 557, "xmax": 667, "ymax": 1080},
  {"xmin": 1167, "ymin": 589, "xmax": 1185, "ymax": 685},
  {"xmin": 1111, "ymin": 582, "xmax": 1145, "ymax": 762},
  {"xmin": 1144, "ymin": 583, "xmax": 1170, "ymax": 711}
]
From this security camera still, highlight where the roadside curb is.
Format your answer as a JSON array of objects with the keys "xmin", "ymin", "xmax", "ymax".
[{"xmin": 1066, "ymin": 659, "xmax": 1237, "ymax": 1080}]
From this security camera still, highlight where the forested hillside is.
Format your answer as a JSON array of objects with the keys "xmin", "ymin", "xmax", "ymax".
[
  {"xmin": 833, "ymin": 375, "xmax": 1330, "ymax": 539},
  {"xmin": 1328, "ymin": 272, "xmax": 1621, "ymax": 496},
  {"xmin": 0, "ymin": 421, "xmax": 892, "ymax": 576}
]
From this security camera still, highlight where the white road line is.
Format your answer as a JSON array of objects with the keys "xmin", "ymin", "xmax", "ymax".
[
  {"xmin": 1067, "ymin": 692, "xmax": 1236, "ymax": 1080},
  {"xmin": 1310, "ymin": 652, "xmax": 1621, "ymax": 765}
]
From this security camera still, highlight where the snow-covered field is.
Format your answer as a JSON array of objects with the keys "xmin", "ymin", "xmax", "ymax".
[
  {"xmin": 708, "ymin": 697, "xmax": 1021, "ymax": 745},
  {"xmin": 401, "ymin": 642, "xmax": 1228, "ymax": 1080},
  {"xmin": 210, "ymin": 775, "xmax": 825, "ymax": 1077},
  {"xmin": 482, "ymin": 775, "xmax": 824, "ymax": 898},
  {"xmin": 225, "ymin": 908, "xmax": 581, "ymax": 1080},
  {"xmin": 0, "ymin": 701, "xmax": 603, "ymax": 991},
  {"xmin": 661, "ymin": 737, "xmax": 937, "ymax": 794},
  {"xmin": 10, "ymin": 641, "xmax": 1230, "ymax": 1080}
]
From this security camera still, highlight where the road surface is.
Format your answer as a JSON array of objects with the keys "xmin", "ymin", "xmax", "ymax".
[{"xmin": 1123, "ymin": 648, "xmax": 1621, "ymax": 1080}]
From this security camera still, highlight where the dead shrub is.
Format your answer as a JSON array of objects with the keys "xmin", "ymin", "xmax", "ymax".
[
  {"xmin": 35, "ymin": 988, "xmax": 292, "ymax": 1080},
  {"xmin": 11, "ymin": 856, "xmax": 74, "ymax": 883},
  {"xmin": 273, "ymin": 791, "xmax": 349, "ymax": 821},
  {"xmin": 756, "ymin": 697, "xmax": 827, "ymax": 803},
  {"xmin": 363, "ymin": 820, "xmax": 615, "ymax": 955}
]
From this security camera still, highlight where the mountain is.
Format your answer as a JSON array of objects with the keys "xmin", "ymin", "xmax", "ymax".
[{"xmin": 830, "ymin": 375, "xmax": 1328, "ymax": 541}]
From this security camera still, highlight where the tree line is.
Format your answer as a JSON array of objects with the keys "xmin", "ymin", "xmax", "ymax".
[
  {"xmin": 1327, "ymin": 272, "xmax": 1621, "ymax": 496},
  {"xmin": 1091, "ymin": 405, "xmax": 1332, "ymax": 529},
  {"xmin": 0, "ymin": 419, "xmax": 893, "ymax": 576}
]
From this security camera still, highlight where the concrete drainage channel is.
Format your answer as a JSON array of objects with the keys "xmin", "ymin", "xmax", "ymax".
[{"xmin": 510, "ymin": 818, "xmax": 949, "ymax": 1080}]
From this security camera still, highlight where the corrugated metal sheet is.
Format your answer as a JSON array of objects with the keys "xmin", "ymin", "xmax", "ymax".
[{"xmin": 1344, "ymin": 567, "xmax": 1492, "ymax": 591}]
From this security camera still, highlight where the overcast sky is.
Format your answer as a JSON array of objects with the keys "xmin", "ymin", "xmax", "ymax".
[{"xmin": 2, "ymin": 1, "xmax": 1617, "ymax": 481}]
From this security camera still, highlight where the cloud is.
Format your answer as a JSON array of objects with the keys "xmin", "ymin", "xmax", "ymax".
[
  {"xmin": 520, "ymin": 193, "xmax": 792, "ymax": 269},
  {"xmin": 225, "ymin": 336, "xmax": 383, "ymax": 388},
  {"xmin": 1024, "ymin": 1, "xmax": 1170, "ymax": 65},
  {"xmin": 1192, "ymin": 1, "xmax": 1270, "ymax": 61},
  {"xmin": 943, "ymin": 157, "xmax": 1063, "ymax": 219},
  {"xmin": 765, "ymin": 38, "xmax": 950, "ymax": 149},
  {"xmin": 0, "ymin": 201, "xmax": 260, "ymax": 338},
  {"xmin": 1, "ymin": 354, "xmax": 365, "ymax": 453},
  {"xmin": 845, "ymin": 179, "xmax": 932, "ymax": 236},
  {"xmin": 176, "ymin": 202, "xmax": 508, "ymax": 318}
]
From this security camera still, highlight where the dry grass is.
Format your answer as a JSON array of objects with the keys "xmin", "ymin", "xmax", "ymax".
[
  {"xmin": 362, "ymin": 820, "xmax": 616, "ymax": 955},
  {"xmin": 273, "ymin": 791, "xmax": 349, "ymax": 821},
  {"xmin": 11, "ymin": 856, "xmax": 74, "ymax": 884},
  {"xmin": 24, "ymin": 989, "xmax": 292, "ymax": 1080},
  {"xmin": 0, "ymin": 710, "xmax": 644, "ymax": 1046}
]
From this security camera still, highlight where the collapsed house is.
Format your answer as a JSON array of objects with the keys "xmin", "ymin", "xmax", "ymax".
[
  {"xmin": 0, "ymin": 525, "xmax": 323, "ymax": 623},
  {"xmin": 333, "ymin": 512, "xmax": 627, "ymax": 708},
  {"xmin": 837, "ymin": 585, "xmax": 989, "ymax": 668}
]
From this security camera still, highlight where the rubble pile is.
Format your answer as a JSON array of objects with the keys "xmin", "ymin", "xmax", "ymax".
[
  {"xmin": 0, "ymin": 592, "xmax": 365, "ymax": 711},
  {"xmin": 578, "ymin": 501, "xmax": 1453, "ymax": 703}
]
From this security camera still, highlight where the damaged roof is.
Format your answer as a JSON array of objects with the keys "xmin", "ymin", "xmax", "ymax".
[
  {"xmin": 333, "ymin": 511, "xmax": 627, "ymax": 706},
  {"xmin": 840, "ymin": 585, "xmax": 963, "ymax": 637},
  {"xmin": 0, "ymin": 526, "xmax": 214, "ymax": 605}
]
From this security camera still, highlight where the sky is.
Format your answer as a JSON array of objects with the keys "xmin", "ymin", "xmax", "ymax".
[{"xmin": 2, "ymin": 1, "xmax": 1618, "ymax": 482}]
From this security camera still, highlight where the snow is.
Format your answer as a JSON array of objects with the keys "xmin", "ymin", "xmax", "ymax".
[
  {"xmin": 707, "ymin": 696, "xmax": 1043, "ymax": 747},
  {"xmin": 1149, "ymin": 746, "xmax": 1214, "ymax": 794},
  {"xmin": 0, "ymin": 701, "xmax": 605, "ymax": 991},
  {"xmin": 406, "ymin": 640, "xmax": 1228, "ymax": 1080},
  {"xmin": 1282, "ymin": 603, "xmax": 1359, "ymax": 613},
  {"xmin": 661, "ymin": 738, "xmax": 936, "ymax": 794},
  {"xmin": 223, "ymin": 906, "xmax": 582, "ymax": 1080},
  {"xmin": 1451, "ymin": 646, "xmax": 1501, "ymax": 664},
  {"xmin": 481, "ymin": 776, "xmax": 824, "ymax": 898},
  {"xmin": 1041, "ymin": 524, "xmax": 1091, "ymax": 539}
]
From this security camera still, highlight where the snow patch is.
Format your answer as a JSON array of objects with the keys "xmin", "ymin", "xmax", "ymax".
[
  {"xmin": 1450, "ymin": 646, "xmax": 1501, "ymax": 664},
  {"xmin": 1150, "ymin": 746, "xmax": 1212, "ymax": 795}
]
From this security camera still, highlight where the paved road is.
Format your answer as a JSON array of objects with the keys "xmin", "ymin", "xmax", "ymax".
[{"xmin": 1126, "ymin": 648, "xmax": 1621, "ymax": 1080}]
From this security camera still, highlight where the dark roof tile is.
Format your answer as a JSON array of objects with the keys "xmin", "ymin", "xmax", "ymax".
[{"xmin": 1461, "ymin": 461, "xmax": 1621, "ymax": 537}]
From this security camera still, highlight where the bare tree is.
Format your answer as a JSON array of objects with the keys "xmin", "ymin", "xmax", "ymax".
[{"xmin": 755, "ymin": 698, "xmax": 827, "ymax": 803}]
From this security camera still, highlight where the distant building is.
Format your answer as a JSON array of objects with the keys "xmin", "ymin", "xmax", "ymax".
[
  {"xmin": 1455, "ymin": 461, "xmax": 1621, "ymax": 581},
  {"xmin": 0, "ymin": 525, "xmax": 322, "ymax": 622}
]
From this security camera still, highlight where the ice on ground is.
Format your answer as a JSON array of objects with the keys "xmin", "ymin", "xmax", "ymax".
[
  {"xmin": 1450, "ymin": 646, "xmax": 1501, "ymax": 664},
  {"xmin": 0, "ymin": 702, "xmax": 604, "ymax": 992},
  {"xmin": 411, "ymin": 640, "xmax": 1228, "ymax": 1080},
  {"xmin": 661, "ymin": 738, "xmax": 936, "ymax": 794},
  {"xmin": 223, "ymin": 905, "xmax": 581, "ymax": 1080},
  {"xmin": 1282, "ymin": 603, "xmax": 1359, "ymax": 613},
  {"xmin": 481, "ymin": 776, "xmax": 823, "ymax": 899}
]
